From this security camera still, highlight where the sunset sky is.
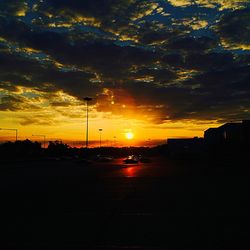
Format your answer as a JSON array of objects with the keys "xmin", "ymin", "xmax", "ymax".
[{"xmin": 0, "ymin": 0, "xmax": 250, "ymax": 146}]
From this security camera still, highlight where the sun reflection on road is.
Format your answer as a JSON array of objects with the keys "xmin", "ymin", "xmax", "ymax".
[{"xmin": 122, "ymin": 165, "xmax": 141, "ymax": 177}]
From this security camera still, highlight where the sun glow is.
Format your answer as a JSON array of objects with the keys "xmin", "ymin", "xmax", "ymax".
[{"xmin": 125, "ymin": 132, "xmax": 134, "ymax": 140}]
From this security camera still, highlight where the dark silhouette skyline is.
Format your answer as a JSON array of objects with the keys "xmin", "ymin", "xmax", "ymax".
[{"xmin": 1, "ymin": 119, "xmax": 250, "ymax": 161}]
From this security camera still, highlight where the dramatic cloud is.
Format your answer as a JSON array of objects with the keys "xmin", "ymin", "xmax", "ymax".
[
  {"xmin": 0, "ymin": 0, "xmax": 250, "ymax": 128},
  {"xmin": 168, "ymin": 0, "xmax": 249, "ymax": 10},
  {"xmin": 0, "ymin": 0, "xmax": 28, "ymax": 17},
  {"xmin": 216, "ymin": 8, "xmax": 250, "ymax": 50}
]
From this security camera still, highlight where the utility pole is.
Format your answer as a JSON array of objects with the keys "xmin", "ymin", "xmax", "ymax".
[{"xmin": 84, "ymin": 97, "xmax": 92, "ymax": 148}]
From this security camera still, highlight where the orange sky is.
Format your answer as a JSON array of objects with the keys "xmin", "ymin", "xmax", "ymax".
[{"xmin": 0, "ymin": 105, "xmax": 220, "ymax": 147}]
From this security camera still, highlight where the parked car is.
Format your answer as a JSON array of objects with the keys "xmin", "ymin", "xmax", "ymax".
[{"xmin": 123, "ymin": 155, "xmax": 139, "ymax": 164}]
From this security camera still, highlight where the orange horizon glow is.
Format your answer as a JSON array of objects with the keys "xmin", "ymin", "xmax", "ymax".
[{"xmin": 0, "ymin": 110, "xmax": 221, "ymax": 147}]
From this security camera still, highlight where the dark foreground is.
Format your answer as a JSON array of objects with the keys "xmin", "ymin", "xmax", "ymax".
[{"xmin": 1, "ymin": 157, "xmax": 249, "ymax": 249}]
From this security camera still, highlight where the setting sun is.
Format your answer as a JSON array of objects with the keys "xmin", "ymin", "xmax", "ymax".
[{"xmin": 125, "ymin": 132, "xmax": 134, "ymax": 140}]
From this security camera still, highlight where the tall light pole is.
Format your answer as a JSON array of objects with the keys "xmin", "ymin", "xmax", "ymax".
[
  {"xmin": 99, "ymin": 128, "xmax": 103, "ymax": 148},
  {"xmin": 0, "ymin": 128, "xmax": 18, "ymax": 141},
  {"xmin": 84, "ymin": 97, "xmax": 92, "ymax": 148},
  {"xmin": 32, "ymin": 134, "xmax": 46, "ymax": 148}
]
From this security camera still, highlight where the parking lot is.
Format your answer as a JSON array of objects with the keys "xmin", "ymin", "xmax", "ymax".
[{"xmin": 1, "ymin": 157, "xmax": 249, "ymax": 249}]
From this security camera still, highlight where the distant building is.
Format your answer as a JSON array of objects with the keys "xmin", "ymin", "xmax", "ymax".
[
  {"xmin": 204, "ymin": 120, "xmax": 250, "ymax": 145},
  {"xmin": 167, "ymin": 120, "xmax": 250, "ymax": 157}
]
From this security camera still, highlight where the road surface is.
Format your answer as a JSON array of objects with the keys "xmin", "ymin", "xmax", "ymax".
[{"xmin": 1, "ymin": 157, "xmax": 249, "ymax": 249}]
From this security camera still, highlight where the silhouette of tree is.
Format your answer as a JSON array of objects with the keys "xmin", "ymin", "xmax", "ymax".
[
  {"xmin": 0, "ymin": 139, "xmax": 42, "ymax": 159},
  {"xmin": 47, "ymin": 141, "xmax": 69, "ymax": 156}
]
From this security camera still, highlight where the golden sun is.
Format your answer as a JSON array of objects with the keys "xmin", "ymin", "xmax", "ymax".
[{"xmin": 125, "ymin": 132, "xmax": 134, "ymax": 140}]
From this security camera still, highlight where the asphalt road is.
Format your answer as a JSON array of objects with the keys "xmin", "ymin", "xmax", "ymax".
[{"xmin": 1, "ymin": 157, "xmax": 249, "ymax": 249}]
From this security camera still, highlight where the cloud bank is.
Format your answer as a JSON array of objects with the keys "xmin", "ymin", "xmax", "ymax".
[{"xmin": 0, "ymin": 0, "xmax": 250, "ymax": 126}]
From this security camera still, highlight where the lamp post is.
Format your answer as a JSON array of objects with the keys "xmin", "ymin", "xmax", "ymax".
[
  {"xmin": 84, "ymin": 97, "xmax": 93, "ymax": 148},
  {"xmin": 32, "ymin": 134, "xmax": 46, "ymax": 148},
  {"xmin": 0, "ymin": 128, "xmax": 18, "ymax": 141},
  {"xmin": 99, "ymin": 128, "xmax": 103, "ymax": 148}
]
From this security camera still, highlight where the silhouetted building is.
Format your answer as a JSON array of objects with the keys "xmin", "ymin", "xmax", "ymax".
[
  {"xmin": 204, "ymin": 128, "xmax": 224, "ymax": 145},
  {"xmin": 204, "ymin": 120, "xmax": 250, "ymax": 152},
  {"xmin": 205, "ymin": 123, "xmax": 242, "ymax": 144},
  {"xmin": 204, "ymin": 120, "xmax": 250, "ymax": 146},
  {"xmin": 242, "ymin": 120, "xmax": 250, "ymax": 144}
]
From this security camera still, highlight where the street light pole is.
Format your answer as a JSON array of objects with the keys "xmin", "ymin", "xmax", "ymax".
[
  {"xmin": 0, "ymin": 128, "xmax": 18, "ymax": 141},
  {"xmin": 84, "ymin": 97, "xmax": 92, "ymax": 148},
  {"xmin": 32, "ymin": 134, "xmax": 46, "ymax": 148},
  {"xmin": 99, "ymin": 128, "xmax": 103, "ymax": 148}
]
